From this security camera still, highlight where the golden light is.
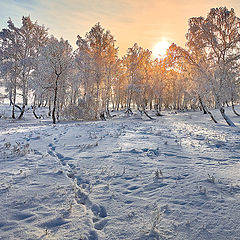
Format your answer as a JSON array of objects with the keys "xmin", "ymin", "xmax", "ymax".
[{"xmin": 152, "ymin": 41, "xmax": 171, "ymax": 59}]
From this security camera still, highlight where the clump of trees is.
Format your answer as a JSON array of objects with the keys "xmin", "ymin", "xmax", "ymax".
[
  {"xmin": 0, "ymin": 7, "xmax": 240, "ymax": 125},
  {"xmin": 0, "ymin": 17, "xmax": 48, "ymax": 119},
  {"xmin": 168, "ymin": 7, "xmax": 240, "ymax": 126}
]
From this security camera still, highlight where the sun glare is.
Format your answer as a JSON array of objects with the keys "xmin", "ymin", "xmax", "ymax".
[{"xmin": 153, "ymin": 41, "xmax": 171, "ymax": 59}]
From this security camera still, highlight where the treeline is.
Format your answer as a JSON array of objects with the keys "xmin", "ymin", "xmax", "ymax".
[{"xmin": 0, "ymin": 7, "xmax": 240, "ymax": 125}]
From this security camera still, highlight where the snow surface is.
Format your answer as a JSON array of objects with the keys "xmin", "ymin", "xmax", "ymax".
[{"xmin": 0, "ymin": 105, "xmax": 240, "ymax": 240}]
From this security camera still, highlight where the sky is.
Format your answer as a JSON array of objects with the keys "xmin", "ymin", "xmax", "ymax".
[{"xmin": 1, "ymin": 0, "xmax": 240, "ymax": 56}]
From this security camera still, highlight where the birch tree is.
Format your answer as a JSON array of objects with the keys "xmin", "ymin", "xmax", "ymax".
[
  {"xmin": 35, "ymin": 37, "xmax": 73, "ymax": 124},
  {"xmin": 75, "ymin": 23, "xmax": 118, "ymax": 119},
  {"xmin": 186, "ymin": 7, "xmax": 240, "ymax": 126}
]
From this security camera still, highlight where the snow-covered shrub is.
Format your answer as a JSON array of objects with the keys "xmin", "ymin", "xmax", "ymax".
[
  {"xmin": 61, "ymin": 98, "xmax": 97, "ymax": 121},
  {"xmin": 0, "ymin": 142, "xmax": 31, "ymax": 158},
  {"xmin": 4, "ymin": 142, "xmax": 11, "ymax": 149},
  {"xmin": 11, "ymin": 142, "xmax": 30, "ymax": 156},
  {"xmin": 154, "ymin": 169, "xmax": 163, "ymax": 179},
  {"xmin": 207, "ymin": 174, "xmax": 215, "ymax": 183}
]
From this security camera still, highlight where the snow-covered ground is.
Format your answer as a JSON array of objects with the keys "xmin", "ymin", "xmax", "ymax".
[{"xmin": 0, "ymin": 105, "xmax": 240, "ymax": 240}]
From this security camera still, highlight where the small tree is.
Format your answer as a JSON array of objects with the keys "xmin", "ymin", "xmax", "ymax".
[{"xmin": 36, "ymin": 37, "xmax": 73, "ymax": 124}]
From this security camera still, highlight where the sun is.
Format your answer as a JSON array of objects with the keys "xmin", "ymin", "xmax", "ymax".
[{"xmin": 153, "ymin": 41, "xmax": 171, "ymax": 59}]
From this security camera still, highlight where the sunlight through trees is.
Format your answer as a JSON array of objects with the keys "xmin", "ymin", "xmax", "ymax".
[{"xmin": 0, "ymin": 7, "xmax": 240, "ymax": 125}]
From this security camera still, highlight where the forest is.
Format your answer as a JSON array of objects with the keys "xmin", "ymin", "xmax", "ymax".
[{"xmin": 0, "ymin": 7, "xmax": 240, "ymax": 126}]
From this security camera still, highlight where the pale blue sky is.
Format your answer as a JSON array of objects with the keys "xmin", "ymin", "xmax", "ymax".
[{"xmin": 1, "ymin": 0, "xmax": 240, "ymax": 55}]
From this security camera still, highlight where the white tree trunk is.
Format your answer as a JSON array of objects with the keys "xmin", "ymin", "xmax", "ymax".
[{"xmin": 220, "ymin": 108, "xmax": 235, "ymax": 127}]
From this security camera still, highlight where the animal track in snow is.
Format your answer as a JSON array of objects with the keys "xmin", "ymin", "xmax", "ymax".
[{"xmin": 47, "ymin": 139, "xmax": 108, "ymax": 237}]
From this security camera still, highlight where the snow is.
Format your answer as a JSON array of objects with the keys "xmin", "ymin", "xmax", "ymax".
[{"xmin": 0, "ymin": 105, "xmax": 240, "ymax": 239}]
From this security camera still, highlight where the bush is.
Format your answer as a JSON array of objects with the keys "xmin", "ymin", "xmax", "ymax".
[{"xmin": 61, "ymin": 98, "xmax": 97, "ymax": 121}]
